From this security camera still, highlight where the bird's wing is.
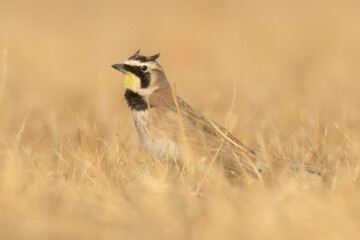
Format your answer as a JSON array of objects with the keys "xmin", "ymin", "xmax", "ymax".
[{"xmin": 173, "ymin": 97, "xmax": 261, "ymax": 176}]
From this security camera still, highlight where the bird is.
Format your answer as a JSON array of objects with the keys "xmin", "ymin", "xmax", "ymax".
[{"xmin": 111, "ymin": 50, "xmax": 322, "ymax": 179}]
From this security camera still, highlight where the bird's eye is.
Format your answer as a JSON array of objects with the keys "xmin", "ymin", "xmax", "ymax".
[{"xmin": 140, "ymin": 65, "xmax": 148, "ymax": 72}]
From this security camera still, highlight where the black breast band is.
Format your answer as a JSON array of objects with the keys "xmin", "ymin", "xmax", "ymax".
[{"xmin": 124, "ymin": 89, "xmax": 153, "ymax": 111}]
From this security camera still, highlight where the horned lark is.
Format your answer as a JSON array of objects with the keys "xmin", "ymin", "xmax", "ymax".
[{"xmin": 112, "ymin": 50, "xmax": 261, "ymax": 177}]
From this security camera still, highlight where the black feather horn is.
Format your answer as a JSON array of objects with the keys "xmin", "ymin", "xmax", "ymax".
[{"xmin": 149, "ymin": 53, "xmax": 160, "ymax": 61}]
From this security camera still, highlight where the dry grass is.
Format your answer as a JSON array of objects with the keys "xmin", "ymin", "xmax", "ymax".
[{"xmin": 1, "ymin": 0, "xmax": 360, "ymax": 239}]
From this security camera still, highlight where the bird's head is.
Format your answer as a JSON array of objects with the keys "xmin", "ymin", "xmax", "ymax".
[{"xmin": 112, "ymin": 50, "xmax": 168, "ymax": 97}]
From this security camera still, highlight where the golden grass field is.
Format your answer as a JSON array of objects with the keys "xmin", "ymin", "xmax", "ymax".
[{"xmin": 1, "ymin": 0, "xmax": 360, "ymax": 239}]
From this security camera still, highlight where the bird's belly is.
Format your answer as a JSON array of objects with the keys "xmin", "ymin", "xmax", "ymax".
[{"xmin": 131, "ymin": 110, "xmax": 180, "ymax": 160}]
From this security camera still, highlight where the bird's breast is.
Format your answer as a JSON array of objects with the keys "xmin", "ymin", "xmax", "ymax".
[{"xmin": 131, "ymin": 109, "xmax": 180, "ymax": 160}]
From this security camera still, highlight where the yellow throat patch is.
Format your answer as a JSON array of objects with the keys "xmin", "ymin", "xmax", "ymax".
[{"xmin": 124, "ymin": 73, "xmax": 140, "ymax": 91}]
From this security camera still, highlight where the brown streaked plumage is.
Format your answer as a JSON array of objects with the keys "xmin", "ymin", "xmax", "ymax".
[{"xmin": 112, "ymin": 50, "xmax": 260, "ymax": 178}]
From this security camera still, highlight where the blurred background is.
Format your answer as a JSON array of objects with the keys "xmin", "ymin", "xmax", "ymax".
[
  {"xmin": 1, "ymin": 0, "xmax": 359, "ymax": 140},
  {"xmin": 1, "ymin": 0, "xmax": 360, "ymax": 239}
]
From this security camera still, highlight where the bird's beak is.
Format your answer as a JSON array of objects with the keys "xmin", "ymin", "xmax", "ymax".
[{"xmin": 112, "ymin": 64, "xmax": 126, "ymax": 73}]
